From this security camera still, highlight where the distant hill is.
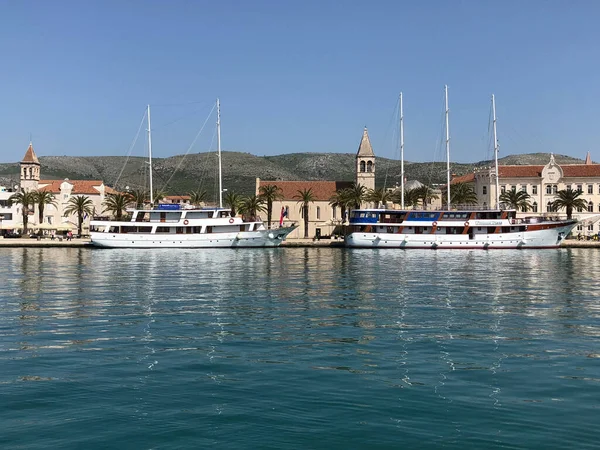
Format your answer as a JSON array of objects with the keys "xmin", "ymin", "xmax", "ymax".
[{"xmin": 0, "ymin": 152, "xmax": 585, "ymax": 199}]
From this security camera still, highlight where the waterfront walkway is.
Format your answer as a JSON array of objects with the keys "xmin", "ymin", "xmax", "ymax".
[{"xmin": 0, "ymin": 237, "xmax": 597, "ymax": 248}]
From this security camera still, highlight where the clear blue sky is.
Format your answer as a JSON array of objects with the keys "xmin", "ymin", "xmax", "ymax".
[{"xmin": 1, "ymin": 0, "xmax": 598, "ymax": 164}]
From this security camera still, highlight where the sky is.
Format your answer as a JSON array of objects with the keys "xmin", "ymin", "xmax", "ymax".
[{"xmin": 1, "ymin": 0, "xmax": 599, "ymax": 164}]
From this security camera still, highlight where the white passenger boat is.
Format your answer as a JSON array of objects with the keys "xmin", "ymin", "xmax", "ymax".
[
  {"xmin": 90, "ymin": 99, "xmax": 297, "ymax": 248},
  {"xmin": 345, "ymin": 88, "xmax": 577, "ymax": 249}
]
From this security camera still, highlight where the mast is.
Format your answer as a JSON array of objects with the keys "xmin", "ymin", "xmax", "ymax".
[
  {"xmin": 400, "ymin": 92, "xmax": 405, "ymax": 209},
  {"xmin": 147, "ymin": 104, "xmax": 154, "ymax": 206},
  {"xmin": 445, "ymin": 85, "xmax": 451, "ymax": 209},
  {"xmin": 217, "ymin": 98, "xmax": 223, "ymax": 208},
  {"xmin": 492, "ymin": 94, "xmax": 499, "ymax": 209}
]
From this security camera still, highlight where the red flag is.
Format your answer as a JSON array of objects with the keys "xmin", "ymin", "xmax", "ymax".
[{"xmin": 279, "ymin": 206, "xmax": 285, "ymax": 227}]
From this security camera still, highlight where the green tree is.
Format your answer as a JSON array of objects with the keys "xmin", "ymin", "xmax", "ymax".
[
  {"xmin": 130, "ymin": 189, "xmax": 148, "ymax": 209},
  {"xmin": 329, "ymin": 190, "xmax": 351, "ymax": 222},
  {"xmin": 551, "ymin": 189, "xmax": 587, "ymax": 220},
  {"xmin": 365, "ymin": 188, "xmax": 392, "ymax": 208},
  {"xmin": 415, "ymin": 185, "xmax": 439, "ymax": 209},
  {"xmin": 499, "ymin": 189, "xmax": 532, "ymax": 212},
  {"xmin": 33, "ymin": 190, "xmax": 57, "ymax": 224},
  {"xmin": 189, "ymin": 190, "xmax": 208, "ymax": 207},
  {"xmin": 152, "ymin": 189, "xmax": 166, "ymax": 206},
  {"xmin": 239, "ymin": 195, "xmax": 266, "ymax": 220},
  {"xmin": 258, "ymin": 184, "xmax": 283, "ymax": 229},
  {"xmin": 224, "ymin": 191, "xmax": 243, "ymax": 216},
  {"xmin": 103, "ymin": 193, "xmax": 132, "ymax": 220},
  {"xmin": 293, "ymin": 188, "xmax": 316, "ymax": 238},
  {"xmin": 392, "ymin": 187, "xmax": 421, "ymax": 209},
  {"xmin": 8, "ymin": 190, "xmax": 36, "ymax": 234},
  {"xmin": 344, "ymin": 184, "xmax": 367, "ymax": 210},
  {"xmin": 444, "ymin": 182, "xmax": 478, "ymax": 207},
  {"xmin": 63, "ymin": 195, "xmax": 95, "ymax": 236}
]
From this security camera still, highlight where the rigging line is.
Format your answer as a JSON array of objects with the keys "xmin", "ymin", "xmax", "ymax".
[
  {"xmin": 113, "ymin": 109, "xmax": 147, "ymax": 191},
  {"xmin": 195, "ymin": 126, "xmax": 218, "ymax": 194},
  {"xmin": 426, "ymin": 94, "xmax": 446, "ymax": 190},
  {"xmin": 152, "ymin": 106, "xmax": 212, "ymax": 131},
  {"xmin": 158, "ymin": 103, "xmax": 217, "ymax": 192},
  {"xmin": 381, "ymin": 97, "xmax": 401, "ymax": 191}
]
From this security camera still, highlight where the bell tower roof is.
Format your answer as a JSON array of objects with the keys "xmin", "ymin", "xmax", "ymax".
[
  {"xmin": 585, "ymin": 151, "xmax": 592, "ymax": 165},
  {"xmin": 356, "ymin": 127, "xmax": 375, "ymax": 157},
  {"xmin": 21, "ymin": 142, "xmax": 40, "ymax": 165}
]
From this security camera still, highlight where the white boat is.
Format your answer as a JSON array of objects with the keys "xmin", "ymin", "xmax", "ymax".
[
  {"xmin": 90, "ymin": 100, "xmax": 297, "ymax": 248},
  {"xmin": 345, "ymin": 88, "xmax": 577, "ymax": 249}
]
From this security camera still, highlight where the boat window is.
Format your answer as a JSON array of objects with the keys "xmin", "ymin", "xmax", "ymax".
[
  {"xmin": 156, "ymin": 226, "xmax": 171, "ymax": 233},
  {"xmin": 185, "ymin": 211, "xmax": 212, "ymax": 219},
  {"xmin": 408, "ymin": 212, "xmax": 438, "ymax": 220},
  {"xmin": 441, "ymin": 212, "xmax": 469, "ymax": 220}
]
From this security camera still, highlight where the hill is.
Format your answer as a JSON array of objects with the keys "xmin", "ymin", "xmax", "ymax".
[{"xmin": 0, "ymin": 152, "xmax": 585, "ymax": 198}]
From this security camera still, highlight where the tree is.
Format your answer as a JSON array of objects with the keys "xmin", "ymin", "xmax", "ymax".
[
  {"xmin": 103, "ymin": 193, "xmax": 132, "ymax": 220},
  {"xmin": 8, "ymin": 190, "xmax": 36, "ymax": 234},
  {"xmin": 152, "ymin": 189, "xmax": 166, "ymax": 206},
  {"xmin": 365, "ymin": 188, "xmax": 392, "ymax": 208},
  {"xmin": 239, "ymin": 195, "xmax": 266, "ymax": 220},
  {"xmin": 189, "ymin": 190, "xmax": 208, "ymax": 207},
  {"xmin": 499, "ymin": 189, "xmax": 532, "ymax": 212},
  {"xmin": 329, "ymin": 190, "xmax": 351, "ymax": 222},
  {"xmin": 415, "ymin": 185, "xmax": 439, "ymax": 209},
  {"xmin": 551, "ymin": 189, "xmax": 587, "ymax": 220},
  {"xmin": 293, "ymin": 188, "xmax": 316, "ymax": 238},
  {"xmin": 224, "ymin": 191, "xmax": 243, "ymax": 216},
  {"xmin": 33, "ymin": 190, "xmax": 57, "ymax": 224},
  {"xmin": 392, "ymin": 188, "xmax": 421, "ymax": 209},
  {"xmin": 63, "ymin": 195, "xmax": 95, "ymax": 236},
  {"xmin": 444, "ymin": 182, "xmax": 478, "ymax": 207},
  {"xmin": 258, "ymin": 184, "xmax": 283, "ymax": 229},
  {"xmin": 130, "ymin": 189, "xmax": 148, "ymax": 209}
]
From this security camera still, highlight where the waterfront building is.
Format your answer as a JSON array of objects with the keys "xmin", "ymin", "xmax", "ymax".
[{"xmin": 451, "ymin": 153, "xmax": 600, "ymax": 235}]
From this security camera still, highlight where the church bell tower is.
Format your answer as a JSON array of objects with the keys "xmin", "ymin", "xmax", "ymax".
[
  {"xmin": 355, "ymin": 127, "xmax": 375, "ymax": 191},
  {"xmin": 20, "ymin": 142, "xmax": 41, "ymax": 192}
]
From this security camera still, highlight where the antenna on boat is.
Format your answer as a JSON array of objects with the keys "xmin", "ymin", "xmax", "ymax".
[
  {"xmin": 492, "ymin": 94, "xmax": 499, "ymax": 209},
  {"xmin": 400, "ymin": 92, "xmax": 405, "ymax": 209},
  {"xmin": 217, "ymin": 98, "xmax": 223, "ymax": 208},
  {"xmin": 445, "ymin": 85, "xmax": 451, "ymax": 209},
  {"xmin": 147, "ymin": 104, "xmax": 154, "ymax": 205}
]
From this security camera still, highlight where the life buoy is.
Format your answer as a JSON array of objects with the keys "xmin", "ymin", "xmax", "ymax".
[
  {"xmin": 183, "ymin": 219, "xmax": 189, "ymax": 225},
  {"xmin": 432, "ymin": 221, "xmax": 438, "ymax": 227},
  {"xmin": 464, "ymin": 221, "xmax": 470, "ymax": 227},
  {"xmin": 229, "ymin": 218, "xmax": 234, "ymax": 224}
]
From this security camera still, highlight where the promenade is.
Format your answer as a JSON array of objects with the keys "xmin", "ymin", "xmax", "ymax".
[{"xmin": 0, "ymin": 237, "xmax": 597, "ymax": 248}]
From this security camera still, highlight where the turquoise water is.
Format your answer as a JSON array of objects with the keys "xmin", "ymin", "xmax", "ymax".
[{"xmin": 0, "ymin": 247, "xmax": 599, "ymax": 449}]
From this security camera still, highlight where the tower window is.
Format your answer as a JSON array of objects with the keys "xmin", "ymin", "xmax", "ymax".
[
  {"xmin": 366, "ymin": 161, "xmax": 373, "ymax": 173},
  {"xmin": 360, "ymin": 161, "xmax": 366, "ymax": 172}
]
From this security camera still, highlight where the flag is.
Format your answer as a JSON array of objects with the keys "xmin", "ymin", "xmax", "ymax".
[{"xmin": 279, "ymin": 206, "xmax": 287, "ymax": 227}]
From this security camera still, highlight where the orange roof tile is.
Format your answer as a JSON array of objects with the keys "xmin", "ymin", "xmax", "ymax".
[
  {"xmin": 451, "ymin": 173, "xmax": 475, "ymax": 184},
  {"xmin": 21, "ymin": 143, "xmax": 40, "ymax": 164},
  {"xmin": 38, "ymin": 179, "xmax": 105, "ymax": 195},
  {"xmin": 259, "ymin": 180, "xmax": 353, "ymax": 201}
]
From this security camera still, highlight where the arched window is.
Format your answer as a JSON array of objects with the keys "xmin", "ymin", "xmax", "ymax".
[
  {"xmin": 285, "ymin": 206, "xmax": 289, "ymax": 218},
  {"xmin": 546, "ymin": 201, "xmax": 553, "ymax": 212},
  {"xmin": 332, "ymin": 206, "xmax": 337, "ymax": 219},
  {"xmin": 532, "ymin": 202, "xmax": 538, "ymax": 213},
  {"xmin": 366, "ymin": 161, "xmax": 373, "ymax": 173},
  {"xmin": 29, "ymin": 167, "xmax": 33, "ymax": 178},
  {"xmin": 360, "ymin": 161, "xmax": 366, "ymax": 172},
  {"xmin": 316, "ymin": 206, "xmax": 321, "ymax": 220},
  {"xmin": 23, "ymin": 168, "xmax": 27, "ymax": 179},
  {"xmin": 588, "ymin": 202, "xmax": 594, "ymax": 212}
]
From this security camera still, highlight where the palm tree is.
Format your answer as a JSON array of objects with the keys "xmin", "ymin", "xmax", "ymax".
[
  {"xmin": 189, "ymin": 190, "xmax": 208, "ymax": 207},
  {"xmin": 103, "ymin": 193, "xmax": 132, "ymax": 220},
  {"xmin": 8, "ymin": 190, "xmax": 36, "ymax": 234},
  {"xmin": 551, "ymin": 189, "xmax": 587, "ymax": 220},
  {"xmin": 365, "ymin": 188, "xmax": 392, "ymax": 208},
  {"xmin": 129, "ymin": 189, "xmax": 148, "ymax": 209},
  {"xmin": 152, "ymin": 189, "xmax": 166, "ymax": 206},
  {"xmin": 415, "ymin": 185, "xmax": 439, "ymax": 209},
  {"xmin": 239, "ymin": 195, "xmax": 266, "ymax": 220},
  {"xmin": 392, "ymin": 187, "xmax": 421, "ymax": 209},
  {"xmin": 444, "ymin": 182, "xmax": 478, "ymax": 207},
  {"xmin": 33, "ymin": 190, "xmax": 57, "ymax": 224},
  {"xmin": 224, "ymin": 191, "xmax": 243, "ymax": 216},
  {"xmin": 63, "ymin": 195, "xmax": 95, "ymax": 236},
  {"xmin": 258, "ymin": 184, "xmax": 283, "ymax": 229},
  {"xmin": 499, "ymin": 189, "xmax": 532, "ymax": 212},
  {"xmin": 329, "ymin": 190, "xmax": 351, "ymax": 222},
  {"xmin": 344, "ymin": 184, "xmax": 367, "ymax": 209},
  {"xmin": 293, "ymin": 188, "xmax": 316, "ymax": 238}
]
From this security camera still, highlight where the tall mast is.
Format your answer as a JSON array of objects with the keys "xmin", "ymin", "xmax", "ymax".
[
  {"xmin": 217, "ymin": 98, "xmax": 223, "ymax": 208},
  {"xmin": 492, "ymin": 94, "xmax": 499, "ymax": 209},
  {"xmin": 445, "ymin": 85, "xmax": 451, "ymax": 209},
  {"xmin": 147, "ymin": 104, "xmax": 154, "ymax": 206},
  {"xmin": 400, "ymin": 92, "xmax": 405, "ymax": 209}
]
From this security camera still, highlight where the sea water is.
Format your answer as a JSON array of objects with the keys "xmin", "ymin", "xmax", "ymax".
[{"xmin": 0, "ymin": 247, "xmax": 599, "ymax": 449}]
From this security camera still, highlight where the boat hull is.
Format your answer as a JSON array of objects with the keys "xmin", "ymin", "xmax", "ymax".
[
  {"xmin": 345, "ymin": 222, "xmax": 576, "ymax": 249},
  {"xmin": 90, "ymin": 226, "xmax": 297, "ymax": 249}
]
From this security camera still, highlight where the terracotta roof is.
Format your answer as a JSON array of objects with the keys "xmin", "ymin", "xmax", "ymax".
[
  {"xmin": 356, "ymin": 128, "xmax": 375, "ymax": 157},
  {"xmin": 451, "ymin": 173, "xmax": 475, "ymax": 184},
  {"xmin": 561, "ymin": 165, "xmax": 600, "ymax": 177},
  {"xmin": 498, "ymin": 166, "xmax": 544, "ymax": 178},
  {"xmin": 455, "ymin": 163, "xmax": 600, "ymax": 182},
  {"xmin": 21, "ymin": 142, "xmax": 40, "ymax": 164},
  {"xmin": 38, "ymin": 179, "xmax": 105, "ymax": 195},
  {"xmin": 164, "ymin": 195, "xmax": 191, "ymax": 201},
  {"xmin": 258, "ymin": 180, "xmax": 353, "ymax": 201}
]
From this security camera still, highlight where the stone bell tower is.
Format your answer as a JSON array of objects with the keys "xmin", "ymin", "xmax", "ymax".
[
  {"xmin": 20, "ymin": 142, "xmax": 41, "ymax": 192},
  {"xmin": 355, "ymin": 127, "xmax": 375, "ymax": 191}
]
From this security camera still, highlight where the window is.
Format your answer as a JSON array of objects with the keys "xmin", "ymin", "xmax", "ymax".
[
  {"xmin": 532, "ymin": 186, "xmax": 538, "ymax": 195},
  {"xmin": 63, "ymin": 194, "xmax": 68, "ymax": 200},
  {"xmin": 366, "ymin": 161, "xmax": 373, "ymax": 173},
  {"xmin": 546, "ymin": 185, "xmax": 552, "ymax": 194},
  {"xmin": 577, "ymin": 205, "xmax": 584, "ymax": 213},
  {"xmin": 566, "ymin": 184, "xmax": 573, "ymax": 191},
  {"xmin": 360, "ymin": 161, "xmax": 366, "ymax": 172},
  {"xmin": 588, "ymin": 184, "xmax": 594, "ymax": 194},
  {"xmin": 316, "ymin": 206, "xmax": 321, "ymax": 220},
  {"xmin": 511, "ymin": 185, "xmax": 516, "ymax": 192},
  {"xmin": 588, "ymin": 224, "xmax": 594, "ymax": 232},
  {"xmin": 521, "ymin": 185, "xmax": 527, "ymax": 193},
  {"xmin": 553, "ymin": 185, "xmax": 558, "ymax": 194},
  {"xmin": 532, "ymin": 202, "xmax": 538, "ymax": 213},
  {"xmin": 501, "ymin": 185, "xmax": 506, "ymax": 193},
  {"xmin": 577, "ymin": 184, "xmax": 583, "ymax": 193},
  {"xmin": 482, "ymin": 186, "xmax": 487, "ymax": 195},
  {"xmin": 332, "ymin": 207, "xmax": 337, "ymax": 219},
  {"xmin": 285, "ymin": 206, "xmax": 289, "ymax": 217},
  {"xmin": 546, "ymin": 202, "xmax": 553, "ymax": 212},
  {"xmin": 588, "ymin": 202, "xmax": 594, "ymax": 212}
]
